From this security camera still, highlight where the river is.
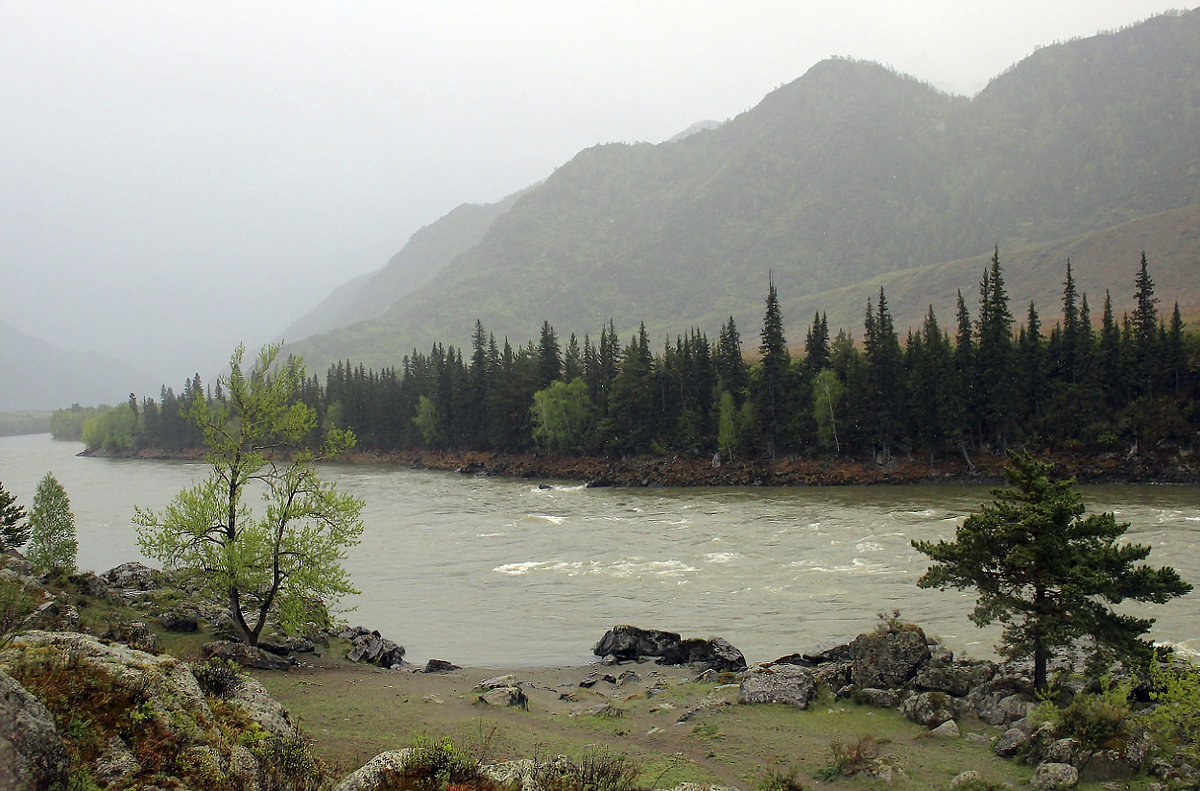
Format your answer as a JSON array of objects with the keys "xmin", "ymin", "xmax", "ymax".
[{"xmin": 1, "ymin": 433, "xmax": 1197, "ymax": 667}]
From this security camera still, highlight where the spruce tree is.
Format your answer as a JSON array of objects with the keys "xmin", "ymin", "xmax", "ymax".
[
  {"xmin": 1132, "ymin": 252, "xmax": 1160, "ymax": 399},
  {"xmin": 537, "ymin": 320, "xmax": 562, "ymax": 389},
  {"xmin": 804, "ymin": 311, "xmax": 830, "ymax": 373},
  {"xmin": 716, "ymin": 316, "xmax": 749, "ymax": 404},
  {"xmin": 914, "ymin": 452, "xmax": 1192, "ymax": 691},
  {"xmin": 862, "ymin": 288, "xmax": 904, "ymax": 461},
  {"xmin": 975, "ymin": 247, "xmax": 1015, "ymax": 448},
  {"xmin": 755, "ymin": 278, "xmax": 791, "ymax": 456},
  {"xmin": 0, "ymin": 482, "xmax": 29, "ymax": 551}
]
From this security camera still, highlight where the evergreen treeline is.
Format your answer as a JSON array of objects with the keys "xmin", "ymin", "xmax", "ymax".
[{"xmin": 75, "ymin": 252, "xmax": 1198, "ymax": 462}]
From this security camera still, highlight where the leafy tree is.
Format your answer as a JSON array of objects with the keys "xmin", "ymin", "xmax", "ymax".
[
  {"xmin": 530, "ymin": 378, "xmax": 596, "ymax": 453},
  {"xmin": 27, "ymin": 472, "xmax": 77, "ymax": 575},
  {"xmin": 135, "ymin": 343, "xmax": 365, "ymax": 647},
  {"xmin": 0, "ymin": 481, "xmax": 29, "ymax": 550},
  {"xmin": 812, "ymin": 368, "xmax": 844, "ymax": 452},
  {"xmin": 913, "ymin": 451, "xmax": 1191, "ymax": 690}
]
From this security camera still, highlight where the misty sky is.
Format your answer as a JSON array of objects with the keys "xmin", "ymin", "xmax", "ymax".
[{"xmin": 0, "ymin": 1, "xmax": 1188, "ymax": 386}]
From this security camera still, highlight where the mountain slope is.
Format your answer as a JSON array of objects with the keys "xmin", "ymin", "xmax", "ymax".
[
  {"xmin": 280, "ymin": 189, "xmax": 527, "ymax": 342},
  {"xmin": 0, "ymin": 322, "xmax": 160, "ymax": 411},
  {"xmin": 289, "ymin": 10, "xmax": 1200, "ymax": 372}
]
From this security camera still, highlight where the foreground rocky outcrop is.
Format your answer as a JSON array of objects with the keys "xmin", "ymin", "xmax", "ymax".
[
  {"xmin": 0, "ymin": 630, "xmax": 322, "ymax": 790},
  {"xmin": 0, "ymin": 668, "xmax": 69, "ymax": 791}
]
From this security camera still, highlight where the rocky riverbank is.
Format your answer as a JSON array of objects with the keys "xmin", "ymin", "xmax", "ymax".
[
  {"xmin": 84, "ymin": 443, "xmax": 1200, "ymax": 486},
  {"xmin": 4, "ymin": 550, "xmax": 1200, "ymax": 790},
  {"xmin": 341, "ymin": 446, "xmax": 1200, "ymax": 487}
]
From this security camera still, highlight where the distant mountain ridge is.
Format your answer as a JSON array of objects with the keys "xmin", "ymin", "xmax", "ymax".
[
  {"xmin": 288, "ymin": 9, "xmax": 1200, "ymax": 372},
  {"xmin": 0, "ymin": 321, "xmax": 160, "ymax": 411}
]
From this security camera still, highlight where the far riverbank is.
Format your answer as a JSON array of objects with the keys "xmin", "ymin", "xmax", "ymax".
[
  {"xmin": 323, "ymin": 446, "xmax": 1200, "ymax": 487},
  {"xmin": 80, "ymin": 442, "xmax": 1200, "ymax": 486}
]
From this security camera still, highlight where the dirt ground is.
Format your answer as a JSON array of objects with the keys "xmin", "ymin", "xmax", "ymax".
[{"xmin": 255, "ymin": 643, "xmax": 1044, "ymax": 790}]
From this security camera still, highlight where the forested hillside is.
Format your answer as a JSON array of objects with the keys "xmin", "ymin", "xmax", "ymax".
[{"xmin": 287, "ymin": 9, "xmax": 1200, "ymax": 374}]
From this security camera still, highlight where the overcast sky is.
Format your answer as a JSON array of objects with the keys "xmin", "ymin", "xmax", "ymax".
[{"xmin": 0, "ymin": 1, "xmax": 1188, "ymax": 386}]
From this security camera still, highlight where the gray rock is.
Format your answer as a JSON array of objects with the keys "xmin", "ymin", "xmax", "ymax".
[
  {"xmin": 0, "ymin": 668, "xmax": 70, "ymax": 791},
  {"xmin": 849, "ymin": 625, "xmax": 931, "ymax": 689},
  {"xmin": 477, "ymin": 674, "xmax": 517, "ymax": 690},
  {"xmin": 101, "ymin": 561, "xmax": 164, "ymax": 590},
  {"xmin": 101, "ymin": 618, "xmax": 161, "ymax": 653},
  {"xmin": 477, "ymin": 686, "xmax": 528, "ymax": 709},
  {"xmin": 2, "ymin": 630, "xmax": 218, "ymax": 781},
  {"xmin": 201, "ymin": 641, "xmax": 295, "ymax": 671},
  {"xmin": 853, "ymin": 687, "xmax": 904, "ymax": 708},
  {"xmin": 423, "ymin": 659, "xmax": 461, "ymax": 674},
  {"xmin": 949, "ymin": 770, "xmax": 983, "ymax": 788},
  {"xmin": 813, "ymin": 661, "xmax": 851, "ymax": 690},
  {"xmin": 228, "ymin": 744, "xmax": 259, "ymax": 787},
  {"xmin": 341, "ymin": 626, "xmax": 406, "ymax": 668},
  {"xmin": 994, "ymin": 727, "xmax": 1029, "ymax": 758},
  {"xmin": 332, "ymin": 749, "xmax": 414, "ymax": 791},
  {"xmin": 227, "ymin": 675, "xmax": 298, "ymax": 739},
  {"xmin": 1031, "ymin": 762, "xmax": 1079, "ymax": 789},
  {"xmin": 94, "ymin": 735, "xmax": 140, "ymax": 785},
  {"xmin": 913, "ymin": 660, "xmax": 996, "ymax": 697},
  {"xmin": 1042, "ymin": 738, "xmax": 1081, "ymax": 765},
  {"xmin": 931, "ymin": 719, "xmax": 960, "ymax": 738},
  {"xmin": 1079, "ymin": 730, "xmax": 1153, "ymax": 782},
  {"xmin": 68, "ymin": 571, "xmax": 110, "ymax": 599},
  {"xmin": 902, "ymin": 690, "xmax": 956, "ymax": 728},
  {"xmin": 159, "ymin": 603, "xmax": 201, "ymax": 633},
  {"xmin": 737, "ymin": 663, "xmax": 818, "ymax": 708},
  {"xmin": 593, "ymin": 625, "xmax": 682, "ymax": 659},
  {"xmin": 662, "ymin": 636, "xmax": 748, "ymax": 672}
]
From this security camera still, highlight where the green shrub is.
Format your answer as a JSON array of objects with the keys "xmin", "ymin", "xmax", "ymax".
[
  {"xmin": 193, "ymin": 658, "xmax": 242, "ymax": 698},
  {"xmin": 0, "ymin": 574, "xmax": 38, "ymax": 648},
  {"xmin": 814, "ymin": 736, "xmax": 880, "ymax": 781},
  {"xmin": 1136, "ymin": 658, "xmax": 1200, "ymax": 760},
  {"xmin": 533, "ymin": 748, "xmax": 641, "ymax": 791},
  {"xmin": 1032, "ymin": 676, "xmax": 1133, "ymax": 751},
  {"xmin": 253, "ymin": 733, "xmax": 328, "ymax": 791},
  {"xmin": 759, "ymin": 765, "xmax": 805, "ymax": 791}
]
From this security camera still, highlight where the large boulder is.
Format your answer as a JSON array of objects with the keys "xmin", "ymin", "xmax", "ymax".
[
  {"xmin": 737, "ymin": 663, "xmax": 818, "ymax": 708},
  {"xmin": 1031, "ymin": 762, "xmax": 1079, "ymax": 790},
  {"xmin": 201, "ymin": 641, "xmax": 296, "ymax": 671},
  {"xmin": 100, "ymin": 561, "xmax": 165, "ymax": 591},
  {"xmin": 0, "ymin": 669, "xmax": 69, "ymax": 791},
  {"xmin": 593, "ymin": 625, "xmax": 683, "ymax": 660},
  {"xmin": 913, "ymin": 660, "xmax": 996, "ymax": 697},
  {"xmin": 226, "ymin": 675, "xmax": 299, "ymax": 739},
  {"xmin": 848, "ymin": 624, "xmax": 931, "ymax": 689},
  {"xmin": 661, "ymin": 637, "xmax": 747, "ymax": 672},
  {"xmin": 901, "ymin": 690, "xmax": 957, "ymax": 728},
  {"xmin": 592, "ymin": 625, "xmax": 746, "ymax": 671},
  {"xmin": 159, "ymin": 603, "xmax": 202, "ymax": 633},
  {"xmin": 340, "ymin": 626, "xmax": 406, "ymax": 668},
  {"xmin": 1, "ymin": 630, "xmax": 314, "ymax": 789},
  {"xmin": 332, "ymin": 749, "xmax": 414, "ymax": 791},
  {"xmin": 101, "ymin": 618, "xmax": 161, "ymax": 654}
]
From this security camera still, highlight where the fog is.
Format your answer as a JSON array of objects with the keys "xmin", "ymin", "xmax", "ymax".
[{"xmin": 0, "ymin": 1, "xmax": 1186, "ymax": 389}]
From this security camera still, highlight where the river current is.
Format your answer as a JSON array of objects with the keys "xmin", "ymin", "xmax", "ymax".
[{"xmin": 2, "ymin": 433, "xmax": 1197, "ymax": 666}]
